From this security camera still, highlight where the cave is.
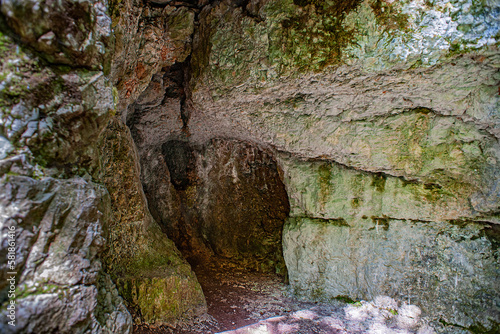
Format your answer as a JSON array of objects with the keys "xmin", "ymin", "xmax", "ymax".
[
  {"xmin": 149, "ymin": 138, "xmax": 291, "ymax": 331},
  {"xmin": 1, "ymin": 0, "xmax": 499, "ymax": 333},
  {"xmin": 148, "ymin": 138, "xmax": 290, "ymax": 274}
]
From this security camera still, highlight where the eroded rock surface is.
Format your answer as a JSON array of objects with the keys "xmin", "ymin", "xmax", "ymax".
[
  {"xmin": 96, "ymin": 118, "xmax": 206, "ymax": 325},
  {"xmin": 180, "ymin": 0, "xmax": 500, "ymax": 330},
  {"xmin": 0, "ymin": 174, "xmax": 131, "ymax": 334}
]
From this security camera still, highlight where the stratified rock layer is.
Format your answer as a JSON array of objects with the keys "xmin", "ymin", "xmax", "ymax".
[
  {"xmin": 183, "ymin": 0, "xmax": 500, "ymax": 330},
  {"xmin": 0, "ymin": 0, "xmax": 498, "ymax": 331}
]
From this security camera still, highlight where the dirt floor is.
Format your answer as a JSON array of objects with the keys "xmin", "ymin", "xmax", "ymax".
[{"xmin": 132, "ymin": 261, "xmax": 342, "ymax": 334}]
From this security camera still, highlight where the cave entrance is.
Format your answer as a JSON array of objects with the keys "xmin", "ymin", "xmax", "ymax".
[{"xmin": 141, "ymin": 138, "xmax": 291, "ymax": 331}]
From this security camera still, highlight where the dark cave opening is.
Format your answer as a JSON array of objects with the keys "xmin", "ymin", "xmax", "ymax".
[
  {"xmin": 139, "ymin": 138, "xmax": 292, "ymax": 332},
  {"xmin": 125, "ymin": 63, "xmax": 292, "ymax": 331},
  {"xmin": 147, "ymin": 138, "xmax": 290, "ymax": 274},
  {"xmin": 125, "ymin": 64, "xmax": 291, "ymax": 274}
]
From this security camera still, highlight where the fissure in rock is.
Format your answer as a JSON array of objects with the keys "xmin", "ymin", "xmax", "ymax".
[{"xmin": 125, "ymin": 58, "xmax": 291, "ymax": 330}]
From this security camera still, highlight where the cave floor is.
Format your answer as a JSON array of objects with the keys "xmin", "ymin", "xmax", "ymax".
[
  {"xmin": 131, "ymin": 260, "xmax": 445, "ymax": 333},
  {"xmin": 132, "ymin": 260, "xmax": 346, "ymax": 334}
]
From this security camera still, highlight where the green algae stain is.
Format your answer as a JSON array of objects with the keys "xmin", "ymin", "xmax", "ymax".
[
  {"xmin": 370, "ymin": 215, "xmax": 390, "ymax": 231},
  {"xmin": 193, "ymin": 0, "xmax": 415, "ymax": 89},
  {"xmin": 371, "ymin": 172, "xmax": 386, "ymax": 192},
  {"xmin": 318, "ymin": 163, "xmax": 332, "ymax": 209},
  {"xmin": 265, "ymin": 0, "xmax": 363, "ymax": 72},
  {"xmin": 334, "ymin": 294, "xmax": 358, "ymax": 304},
  {"xmin": 369, "ymin": 0, "xmax": 409, "ymax": 31},
  {"xmin": 351, "ymin": 197, "xmax": 361, "ymax": 208}
]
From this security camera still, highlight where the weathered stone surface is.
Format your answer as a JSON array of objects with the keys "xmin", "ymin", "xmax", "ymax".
[
  {"xmin": 0, "ymin": 31, "xmax": 114, "ymax": 176},
  {"xmin": 110, "ymin": 0, "xmax": 195, "ymax": 114},
  {"xmin": 279, "ymin": 157, "xmax": 499, "ymax": 330},
  {"xmin": 181, "ymin": 1, "xmax": 500, "ymax": 330},
  {"xmin": 0, "ymin": 9, "xmax": 134, "ymax": 333},
  {"xmin": 2, "ymin": 0, "xmax": 498, "ymax": 331},
  {"xmin": 284, "ymin": 216, "xmax": 499, "ymax": 330},
  {"xmin": 125, "ymin": 65, "xmax": 186, "ymax": 149},
  {"xmin": 279, "ymin": 156, "xmax": 489, "ymax": 223},
  {"xmin": 188, "ymin": 1, "xmax": 500, "ymax": 217},
  {"xmin": 96, "ymin": 117, "xmax": 207, "ymax": 325},
  {"xmin": 192, "ymin": 0, "xmax": 500, "ymax": 87},
  {"xmin": 1, "ymin": 0, "xmax": 112, "ymax": 69},
  {"xmin": 116, "ymin": 272, "xmax": 205, "ymax": 325},
  {"xmin": 189, "ymin": 54, "xmax": 500, "ymax": 216},
  {"xmin": 0, "ymin": 174, "xmax": 132, "ymax": 334}
]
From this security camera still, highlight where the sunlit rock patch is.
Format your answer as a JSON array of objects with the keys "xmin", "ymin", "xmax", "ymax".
[{"xmin": 219, "ymin": 296, "xmax": 435, "ymax": 334}]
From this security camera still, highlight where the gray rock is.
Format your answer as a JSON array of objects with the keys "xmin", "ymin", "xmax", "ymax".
[
  {"xmin": 1, "ymin": 0, "xmax": 112, "ymax": 68},
  {"xmin": 283, "ymin": 216, "xmax": 499, "ymax": 329},
  {"xmin": 0, "ymin": 137, "xmax": 13, "ymax": 159},
  {"xmin": 0, "ymin": 175, "xmax": 132, "ymax": 334}
]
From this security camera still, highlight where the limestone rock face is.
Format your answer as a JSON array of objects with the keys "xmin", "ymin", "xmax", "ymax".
[
  {"xmin": 126, "ymin": 63, "xmax": 290, "ymax": 274},
  {"xmin": 100, "ymin": 0, "xmax": 207, "ymax": 324},
  {"xmin": 0, "ymin": 174, "xmax": 132, "ymax": 334},
  {"xmin": 1, "ymin": 0, "xmax": 499, "ymax": 331},
  {"xmin": 0, "ymin": 5, "xmax": 135, "ymax": 333},
  {"xmin": 181, "ymin": 0, "xmax": 500, "ymax": 330},
  {"xmin": 1, "ymin": 0, "xmax": 112, "ymax": 69},
  {"xmin": 277, "ymin": 157, "xmax": 499, "ymax": 329}
]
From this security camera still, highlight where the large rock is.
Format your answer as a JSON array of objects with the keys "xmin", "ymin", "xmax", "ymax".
[
  {"xmin": 0, "ymin": 0, "xmax": 206, "ymax": 333},
  {"xmin": 280, "ymin": 157, "xmax": 500, "ymax": 330},
  {"xmin": 284, "ymin": 216, "xmax": 499, "ymax": 330},
  {"xmin": 0, "ymin": 10, "xmax": 134, "ymax": 333},
  {"xmin": 125, "ymin": 63, "xmax": 290, "ymax": 273},
  {"xmin": 183, "ymin": 0, "xmax": 500, "ymax": 330},
  {"xmin": 0, "ymin": 173, "xmax": 132, "ymax": 334},
  {"xmin": 0, "ymin": 30, "xmax": 114, "ymax": 176}
]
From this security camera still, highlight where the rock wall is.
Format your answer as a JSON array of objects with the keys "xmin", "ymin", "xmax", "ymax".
[
  {"xmin": 95, "ymin": 118, "xmax": 206, "ymax": 325},
  {"xmin": 0, "ymin": 0, "xmax": 204, "ymax": 331},
  {"xmin": 139, "ymin": 138, "xmax": 290, "ymax": 273},
  {"xmin": 183, "ymin": 0, "xmax": 500, "ymax": 330},
  {"xmin": 0, "ymin": 175, "xmax": 131, "ymax": 334},
  {"xmin": 0, "ymin": 2, "xmax": 133, "ymax": 331},
  {"xmin": 109, "ymin": 0, "xmax": 500, "ymax": 330},
  {"xmin": 1, "ymin": 0, "xmax": 498, "ymax": 332},
  {"xmin": 280, "ymin": 157, "xmax": 499, "ymax": 329}
]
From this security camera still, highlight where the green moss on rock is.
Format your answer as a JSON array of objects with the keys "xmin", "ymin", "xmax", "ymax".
[
  {"xmin": 116, "ymin": 271, "xmax": 206, "ymax": 324},
  {"xmin": 96, "ymin": 118, "xmax": 207, "ymax": 325},
  {"xmin": 266, "ymin": 0, "xmax": 363, "ymax": 72}
]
